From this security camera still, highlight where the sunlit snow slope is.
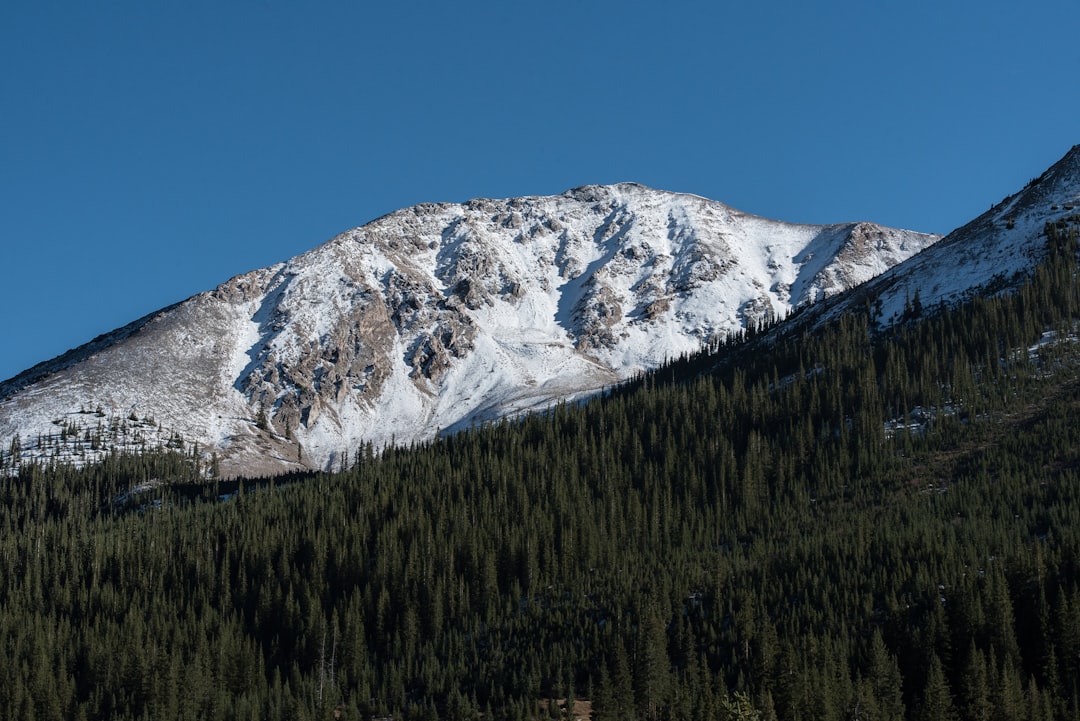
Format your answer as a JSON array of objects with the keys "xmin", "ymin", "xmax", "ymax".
[
  {"xmin": 0, "ymin": 183, "xmax": 938, "ymax": 476},
  {"xmin": 804, "ymin": 145, "xmax": 1080, "ymax": 331}
]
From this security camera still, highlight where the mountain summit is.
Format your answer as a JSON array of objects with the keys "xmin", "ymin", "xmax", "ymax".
[
  {"xmin": 805, "ymin": 145, "xmax": 1080, "ymax": 330},
  {"xmin": 2, "ymin": 183, "xmax": 939, "ymax": 475}
]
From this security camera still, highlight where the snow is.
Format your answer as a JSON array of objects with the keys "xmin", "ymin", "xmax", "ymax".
[
  {"xmin": 830, "ymin": 146, "xmax": 1080, "ymax": 331},
  {"xmin": 0, "ymin": 180, "xmax": 947, "ymax": 476}
]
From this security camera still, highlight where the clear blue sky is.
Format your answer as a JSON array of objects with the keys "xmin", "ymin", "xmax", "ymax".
[{"xmin": 2, "ymin": 0, "xmax": 1078, "ymax": 381}]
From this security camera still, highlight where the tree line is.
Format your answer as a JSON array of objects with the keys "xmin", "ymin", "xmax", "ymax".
[{"xmin": 1, "ymin": 221, "xmax": 1079, "ymax": 720}]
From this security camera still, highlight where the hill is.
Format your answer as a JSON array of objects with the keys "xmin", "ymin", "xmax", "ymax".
[
  {"xmin": 0, "ymin": 184, "xmax": 936, "ymax": 477},
  {"xmin": 0, "ymin": 199, "xmax": 1078, "ymax": 720}
]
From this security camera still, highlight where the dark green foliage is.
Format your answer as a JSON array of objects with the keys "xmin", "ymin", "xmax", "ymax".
[
  {"xmin": 916, "ymin": 654, "xmax": 957, "ymax": 721},
  {"xmin": 2, "ymin": 222, "xmax": 1080, "ymax": 719}
]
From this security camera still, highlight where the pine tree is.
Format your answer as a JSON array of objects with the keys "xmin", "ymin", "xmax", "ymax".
[
  {"xmin": 958, "ymin": 641, "xmax": 991, "ymax": 721},
  {"xmin": 916, "ymin": 653, "xmax": 957, "ymax": 721},
  {"xmin": 867, "ymin": 630, "xmax": 905, "ymax": 721},
  {"xmin": 634, "ymin": 606, "xmax": 672, "ymax": 721},
  {"xmin": 720, "ymin": 690, "xmax": 763, "ymax": 721}
]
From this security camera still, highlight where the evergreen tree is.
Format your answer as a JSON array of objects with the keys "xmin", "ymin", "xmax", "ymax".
[
  {"xmin": 916, "ymin": 653, "xmax": 957, "ymax": 721},
  {"xmin": 957, "ymin": 641, "xmax": 991, "ymax": 721},
  {"xmin": 634, "ymin": 605, "xmax": 671, "ymax": 721}
]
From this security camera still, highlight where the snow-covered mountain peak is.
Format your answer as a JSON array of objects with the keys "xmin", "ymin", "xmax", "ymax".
[
  {"xmin": 0, "ymin": 183, "xmax": 939, "ymax": 476},
  {"xmin": 798, "ymin": 145, "xmax": 1080, "ymax": 332}
]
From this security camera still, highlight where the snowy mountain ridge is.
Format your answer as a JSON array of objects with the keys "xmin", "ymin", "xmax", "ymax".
[
  {"xmin": 1, "ymin": 182, "xmax": 940, "ymax": 476},
  {"xmin": 802, "ymin": 145, "xmax": 1080, "ymax": 332}
]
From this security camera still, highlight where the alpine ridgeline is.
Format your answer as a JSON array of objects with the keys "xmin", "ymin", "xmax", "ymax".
[
  {"xmin": 3, "ymin": 183, "xmax": 944, "ymax": 476},
  {"xmin": 806, "ymin": 144, "xmax": 1080, "ymax": 330}
]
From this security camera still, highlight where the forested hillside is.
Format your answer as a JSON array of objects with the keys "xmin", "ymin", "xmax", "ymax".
[{"xmin": 2, "ymin": 219, "xmax": 1079, "ymax": 720}]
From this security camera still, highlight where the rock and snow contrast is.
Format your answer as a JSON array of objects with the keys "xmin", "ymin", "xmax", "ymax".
[
  {"xmin": 2, "ymin": 182, "xmax": 946, "ymax": 476},
  {"xmin": 809, "ymin": 145, "xmax": 1080, "ymax": 331}
]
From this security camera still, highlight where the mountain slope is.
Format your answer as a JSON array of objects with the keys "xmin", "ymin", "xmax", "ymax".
[
  {"xmin": 4, "ymin": 194, "xmax": 1079, "ymax": 721},
  {"xmin": 1, "ymin": 183, "xmax": 937, "ymax": 475},
  {"xmin": 806, "ymin": 144, "xmax": 1080, "ymax": 329}
]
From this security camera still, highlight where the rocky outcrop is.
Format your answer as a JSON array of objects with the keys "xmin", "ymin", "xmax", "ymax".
[{"xmin": 0, "ymin": 182, "xmax": 941, "ymax": 476}]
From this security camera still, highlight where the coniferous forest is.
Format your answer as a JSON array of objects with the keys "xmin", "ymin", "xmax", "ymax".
[{"xmin": 2, "ymin": 221, "xmax": 1080, "ymax": 720}]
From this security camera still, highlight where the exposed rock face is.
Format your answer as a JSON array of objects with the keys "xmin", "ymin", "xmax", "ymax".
[{"xmin": 0, "ymin": 182, "xmax": 939, "ymax": 476}]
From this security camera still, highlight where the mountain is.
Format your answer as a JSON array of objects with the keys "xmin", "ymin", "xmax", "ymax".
[
  {"xmin": 0, "ymin": 183, "xmax": 937, "ymax": 476},
  {"xmin": 804, "ymin": 144, "xmax": 1080, "ymax": 330},
  {"xmin": 5, "ymin": 175, "xmax": 1079, "ymax": 721}
]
